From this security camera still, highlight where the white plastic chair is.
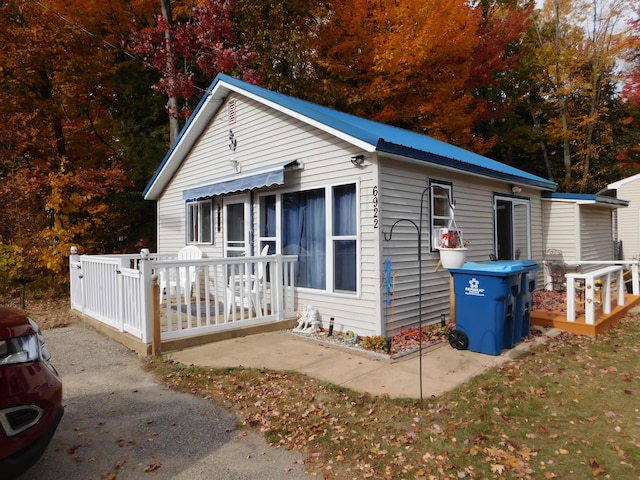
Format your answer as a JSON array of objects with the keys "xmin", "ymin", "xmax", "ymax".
[
  {"xmin": 159, "ymin": 245, "xmax": 203, "ymax": 304},
  {"xmin": 226, "ymin": 245, "xmax": 269, "ymax": 315}
]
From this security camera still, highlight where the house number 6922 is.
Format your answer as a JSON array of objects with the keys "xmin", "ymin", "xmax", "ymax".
[{"xmin": 372, "ymin": 186, "xmax": 379, "ymax": 229}]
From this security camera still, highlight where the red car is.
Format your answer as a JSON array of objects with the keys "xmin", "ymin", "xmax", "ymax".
[{"xmin": 0, "ymin": 307, "xmax": 64, "ymax": 479}]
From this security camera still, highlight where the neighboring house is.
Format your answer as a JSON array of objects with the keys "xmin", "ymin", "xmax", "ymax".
[
  {"xmin": 542, "ymin": 193, "xmax": 629, "ymax": 264},
  {"xmin": 143, "ymin": 73, "xmax": 557, "ymax": 338},
  {"xmin": 605, "ymin": 173, "xmax": 640, "ymax": 260}
]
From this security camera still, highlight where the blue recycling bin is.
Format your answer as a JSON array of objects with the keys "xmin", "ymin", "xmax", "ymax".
[
  {"xmin": 448, "ymin": 261, "xmax": 523, "ymax": 355},
  {"xmin": 480, "ymin": 260, "xmax": 539, "ymax": 345},
  {"xmin": 516, "ymin": 262, "xmax": 539, "ymax": 341}
]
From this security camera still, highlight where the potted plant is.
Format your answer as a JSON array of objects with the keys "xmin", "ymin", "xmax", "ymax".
[{"xmin": 436, "ymin": 228, "xmax": 467, "ymax": 269}]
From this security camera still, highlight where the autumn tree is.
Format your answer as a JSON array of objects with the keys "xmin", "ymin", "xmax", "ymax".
[
  {"xmin": 0, "ymin": 0, "xmax": 160, "ymax": 285},
  {"xmin": 617, "ymin": 0, "xmax": 640, "ymax": 169},
  {"xmin": 131, "ymin": 0, "xmax": 259, "ymax": 143},
  {"xmin": 233, "ymin": 0, "xmax": 329, "ymax": 97},
  {"xmin": 308, "ymin": 0, "xmax": 533, "ymax": 153},
  {"xmin": 520, "ymin": 0, "xmax": 629, "ymax": 191}
]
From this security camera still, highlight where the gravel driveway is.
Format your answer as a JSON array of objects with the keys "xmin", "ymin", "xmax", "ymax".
[{"xmin": 18, "ymin": 324, "xmax": 310, "ymax": 479}]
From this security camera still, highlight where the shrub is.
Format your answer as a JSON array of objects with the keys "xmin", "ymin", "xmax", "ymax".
[
  {"xmin": 360, "ymin": 335, "xmax": 390, "ymax": 353},
  {"xmin": 0, "ymin": 240, "xmax": 24, "ymax": 294}
]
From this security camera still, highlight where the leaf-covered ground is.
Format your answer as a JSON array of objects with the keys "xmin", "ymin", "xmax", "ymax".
[
  {"xmin": 148, "ymin": 312, "xmax": 640, "ymax": 479},
  {"xmin": 9, "ymin": 296, "xmax": 639, "ymax": 479}
]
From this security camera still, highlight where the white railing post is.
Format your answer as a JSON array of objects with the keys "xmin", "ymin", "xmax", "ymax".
[
  {"xmin": 632, "ymin": 263, "xmax": 639, "ymax": 296},
  {"xmin": 601, "ymin": 272, "xmax": 612, "ymax": 316},
  {"xmin": 566, "ymin": 274, "xmax": 577, "ymax": 322},
  {"xmin": 584, "ymin": 277, "xmax": 596, "ymax": 325},
  {"xmin": 616, "ymin": 268, "xmax": 625, "ymax": 307},
  {"xmin": 69, "ymin": 246, "xmax": 83, "ymax": 312},
  {"xmin": 139, "ymin": 249, "xmax": 153, "ymax": 344},
  {"xmin": 274, "ymin": 254, "xmax": 284, "ymax": 320}
]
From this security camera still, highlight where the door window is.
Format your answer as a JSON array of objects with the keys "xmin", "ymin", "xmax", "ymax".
[
  {"xmin": 224, "ymin": 194, "xmax": 250, "ymax": 257},
  {"xmin": 495, "ymin": 196, "xmax": 531, "ymax": 260}
]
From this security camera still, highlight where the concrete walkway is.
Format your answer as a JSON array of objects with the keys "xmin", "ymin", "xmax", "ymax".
[{"xmin": 171, "ymin": 327, "xmax": 564, "ymax": 399}]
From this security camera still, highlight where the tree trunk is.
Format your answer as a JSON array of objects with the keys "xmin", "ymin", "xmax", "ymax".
[
  {"xmin": 558, "ymin": 92, "xmax": 572, "ymax": 185},
  {"xmin": 160, "ymin": 0, "xmax": 180, "ymax": 144}
]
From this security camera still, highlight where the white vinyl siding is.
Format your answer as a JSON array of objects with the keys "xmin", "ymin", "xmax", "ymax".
[
  {"xmin": 156, "ymin": 93, "xmax": 381, "ymax": 336},
  {"xmin": 378, "ymin": 159, "xmax": 545, "ymax": 335},
  {"xmin": 579, "ymin": 206, "xmax": 614, "ymax": 261},
  {"xmin": 542, "ymin": 201, "xmax": 579, "ymax": 261},
  {"xmin": 616, "ymin": 179, "xmax": 640, "ymax": 259}
]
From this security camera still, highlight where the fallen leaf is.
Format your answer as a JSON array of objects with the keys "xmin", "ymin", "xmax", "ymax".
[
  {"xmin": 589, "ymin": 457, "xmax": 605, "ymax": 476},
  {"xmin": 67, "ymin": 445, "xmax": 80, "ymax": 455}
]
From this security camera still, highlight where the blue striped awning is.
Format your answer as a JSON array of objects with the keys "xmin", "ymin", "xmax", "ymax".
[{"xmin": 183, "ymin": 159, "xmax": 300, "ymax": 201}]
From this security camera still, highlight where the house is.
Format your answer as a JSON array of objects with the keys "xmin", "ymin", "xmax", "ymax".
[
  {"xmin": 542, "ymin": 193, "xmax": 629, "ymax": 261},
  {"xmin": 143, "ymin": 73, "xmax": 558, "ymax": 339},
  {"xmin": 605, "ymin": 173, "xmax": 640, "ymax": 261}
]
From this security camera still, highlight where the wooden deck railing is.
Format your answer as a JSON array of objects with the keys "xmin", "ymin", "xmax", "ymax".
[
  {"xmin": 69, "ymin": 247, "xmax": 297, "ymax": 345},
  {"xmin": 566, "ymin": 265, "xmax": 626, "ymax": 325},
  {"xmin": 540, "ymin": 259, "xmax": 640, "ymax": 324}
]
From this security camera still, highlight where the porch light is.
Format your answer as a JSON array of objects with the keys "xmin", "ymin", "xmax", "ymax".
[
  {"xmin": 229, "ymin": 157, "xmax": 240, "ymax": 173},
  {"xmin": 350, "ymin": 155, "xmax": 364, "ymax": 167},
  {"xmin": 511, "ymin": 184, "xmax": 522, "ymax": 194}
]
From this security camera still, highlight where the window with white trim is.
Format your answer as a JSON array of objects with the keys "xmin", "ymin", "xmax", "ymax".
[
  {"xmin": 186, "ymin": 199, "xmax": 213, "ymax": 244},
  {"xmin": 258, "ymin": 183, "xmax": 358, "ymax": 293},
  {"xmin": 429, "ymin": 181, "xmax": 453, "ymax": 251},
  {"xmin": 494, "ymin": 196, "xmax": 531, "ymax": 260},
  {"xmin": 332, "ymin": 184, "xmax": 357, "ymax": 292}
]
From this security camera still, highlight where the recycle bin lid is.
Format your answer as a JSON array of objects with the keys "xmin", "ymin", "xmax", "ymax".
[
  {"xmin": 483, "ymin": 259, "xmax": 538, "ymax": 269},
  {"xmin": 451, "ymin": 261, "xmax": 535, "ymax": 274}
]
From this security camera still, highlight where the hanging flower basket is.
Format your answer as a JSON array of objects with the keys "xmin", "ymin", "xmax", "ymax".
[
  {"xmin": 437, "ymin": 246, "xmax": 467, "ymax": 269},
  {"xmin": 435, "ymin": 228, "xmax": 464, "ymax": 249}
]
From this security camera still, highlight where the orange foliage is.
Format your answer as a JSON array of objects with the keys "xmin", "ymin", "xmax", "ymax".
[
  {"xmin": 312, "ymin": 0, "xmax": 532, "ymax": 153},
  {"xmin": 0, "ymin": 0, "xmax": 151, "ymax": 278}
]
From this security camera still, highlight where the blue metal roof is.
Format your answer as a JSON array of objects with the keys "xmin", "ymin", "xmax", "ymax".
[
  {"xmin": 144, "ymin": 73, "xmax": 557, "ymax": 199},
  {"xmin": 542, "ymin": 192, "xmax": 629, "ymax": 208}
]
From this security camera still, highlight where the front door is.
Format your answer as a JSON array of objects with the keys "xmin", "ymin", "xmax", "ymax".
[
  {"xmin": 495, "ymin": 196, "xmax": 531, "ymax": 260},
  {"xmin": 224, "ymin": 193, "xmax": 251, "ymax": 258}
]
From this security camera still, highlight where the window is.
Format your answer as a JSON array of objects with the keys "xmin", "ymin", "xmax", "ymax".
[
  {"xmin": 332, "ymin": 184, "xmax": 357, "ymax": 292},
  {"xmin": 282, "ymin": 188, "xmax": 326, "ymax": 289},
  {"xmin": 495, "ymin": 196, "xmax": 531, "ymax": 259},
  {"xmin": 429, "ymin": 181, "xmax": 453, "ymax": 250},
  {"xmin": 259, "ymin": 195, "xmax": 277, "ymax": 258},
  {"xmin": 186, "ymin": 199, "xmax": 213, "ymax": 244},
  {"xmin": 259, "ymin": 183, "xmax": 358, "ymax": 293}
]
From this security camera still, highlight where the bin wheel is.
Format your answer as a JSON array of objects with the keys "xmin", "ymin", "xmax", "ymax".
[{"xmin": 449, "ymin": 330, "xmax": 469, "ymax": 350}]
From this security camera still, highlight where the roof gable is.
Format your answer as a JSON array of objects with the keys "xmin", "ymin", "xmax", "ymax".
[
  {"xmin": 144, "ymin": 74, "xmax": 557, "ymax": 199},
  {"xmin": 607, "ymin": 172, "xmax": 640, "ymax": 190}
]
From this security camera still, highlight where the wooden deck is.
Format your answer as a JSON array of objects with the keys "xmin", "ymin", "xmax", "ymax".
[{"xmin": 531, "ymin": 293, "xmax": 640, "ymax": 336}]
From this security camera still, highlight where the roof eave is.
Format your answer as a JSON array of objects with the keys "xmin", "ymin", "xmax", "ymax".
[
  {"xmin": 143, "ymin": 87, "xmax": 226, "ymax": 200},
  {"xmin": 542, "ymin": 192, "xmax": 629, "ymax": 208},
  {"xmin": 377, "ymin": 141, "xmax": 558, "ymax": 191},
  {"xmin": 143, "ymin": 75, "xmax": 377, "ymax": 200}
]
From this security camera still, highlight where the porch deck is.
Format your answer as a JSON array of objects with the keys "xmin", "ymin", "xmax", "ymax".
[
  {"xmin": 531, "ymin": 293, "xmax": 640, "ymax": 336},
  {"xmin": 75, "ymin": 308, "xmax": 298, "ymax": 357}
]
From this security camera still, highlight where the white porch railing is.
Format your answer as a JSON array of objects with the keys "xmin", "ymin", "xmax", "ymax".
[
  {"xmin": 69, "ymin": 247, "xmax": 297, "ymax": 345},
  {"xmin": 542, "ymin": 260, "xmax": 640, "ymax": 324}
]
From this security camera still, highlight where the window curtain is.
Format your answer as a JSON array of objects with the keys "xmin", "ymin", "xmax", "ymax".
[
  {"xmin": 333, "ymin": 185, "xmax": 356, "ymax": 291},
  {"xmin": 282, "ymin": 189, "xmax": 326, "ymax": 289}
]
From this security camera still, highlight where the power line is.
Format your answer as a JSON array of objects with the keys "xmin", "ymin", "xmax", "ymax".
[
  {"xmin": 29, "ymin": 0, "xmax": 136, "ymax": 60},
  {"xmin": 27, "ymin": 0, "xmax": 211, "ymax": 95}
]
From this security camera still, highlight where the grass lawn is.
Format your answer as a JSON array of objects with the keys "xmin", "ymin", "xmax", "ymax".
[{"xmin": 145, "ymin": 311, "xmax": 640, "ymax": 479}]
